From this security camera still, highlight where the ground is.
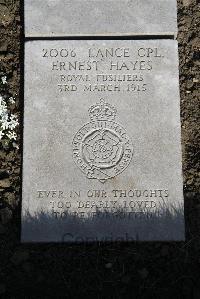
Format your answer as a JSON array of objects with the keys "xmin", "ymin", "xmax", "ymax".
[{"xmin": 0, "ymin": 0, "xmax": 199, "ymax": 298}]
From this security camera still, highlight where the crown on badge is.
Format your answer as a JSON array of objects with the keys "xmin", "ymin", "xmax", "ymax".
[{"xmin": 89, "ymin": 99, "xmax": 117, "ymax": 122}]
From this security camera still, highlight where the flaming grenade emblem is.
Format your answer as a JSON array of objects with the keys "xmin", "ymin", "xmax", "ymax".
[{"xmin": 72, "ymin": 99, "xmax": 133, "ymax": 183}]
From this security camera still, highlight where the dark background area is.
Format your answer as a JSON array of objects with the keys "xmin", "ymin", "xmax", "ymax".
[{"xmin": 0, "ymin": 0, "xmax": 199, "ymax": 298}]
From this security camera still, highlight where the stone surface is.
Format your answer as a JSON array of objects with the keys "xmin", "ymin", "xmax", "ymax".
[
  {"xmin": 22, "ymin": 40, "xmax": 185, "ymax": 242},
  {"xmin": 25, "ymin": 0, "xmax": 177, "ymax": 37}
]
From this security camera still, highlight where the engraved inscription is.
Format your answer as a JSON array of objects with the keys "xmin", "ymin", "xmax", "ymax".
[
  {"xmin": 72, "ymin": 99, "xmax": 133, "ymax": 183},
  {"xmin": 35, "ymin": 188, "xmax": 170, "ymax": 219},
  {"xmin": 41, "ymin": 47, "xmax": 166, "ymax": 93}
]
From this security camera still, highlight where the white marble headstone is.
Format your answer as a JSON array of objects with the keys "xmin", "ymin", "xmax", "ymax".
[
  {"xmin": 21, "ymin": 40, "xmax": 185, "ymax": 242},
  {"xmin": 25, "ymin": 0, "xmax": 178, "ymax": 37}
]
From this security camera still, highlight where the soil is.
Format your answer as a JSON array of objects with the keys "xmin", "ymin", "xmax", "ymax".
[{"xmin": 0, "ymin": 0, "xmax": 199, "ymax": 298}]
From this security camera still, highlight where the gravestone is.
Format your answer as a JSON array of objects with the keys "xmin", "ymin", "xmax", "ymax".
[
  {"xmin": 21, "ymin": 2, "xmax": 185, "ymax": 242},
  {"xmin": 25, "ymin": 0, "xmax": 178, "ymax": 37}
]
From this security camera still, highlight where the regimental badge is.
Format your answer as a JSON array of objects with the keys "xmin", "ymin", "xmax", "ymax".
[{"xmin": 72, "ymin": 99, "xmax": 133, "ymax": 183}]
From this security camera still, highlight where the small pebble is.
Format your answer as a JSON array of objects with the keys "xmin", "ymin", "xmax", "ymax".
[
  {"xmin": 0, "ymin": 178, "xmax": 11, "ymax": 188},
  {"xmin": 138, "ymin": 268, "xmax": 149, "ymax": 279},
  {"xmin": 10, "ymin": 250, "xmax": 30, "ymax": 266},
  {"xmin": 105, "ymin": 262, "xmax": 112, "ymax": 269}
]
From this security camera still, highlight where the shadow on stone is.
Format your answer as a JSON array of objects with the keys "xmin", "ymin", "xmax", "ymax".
[{"xmin": 21, "ymin": 204, "xmax": 185, "ymax": 243}]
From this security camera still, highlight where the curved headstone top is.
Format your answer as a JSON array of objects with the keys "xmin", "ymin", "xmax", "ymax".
[{"xmin": 25, "ymin": 0, "xmax": 178, "ymax": 37}]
